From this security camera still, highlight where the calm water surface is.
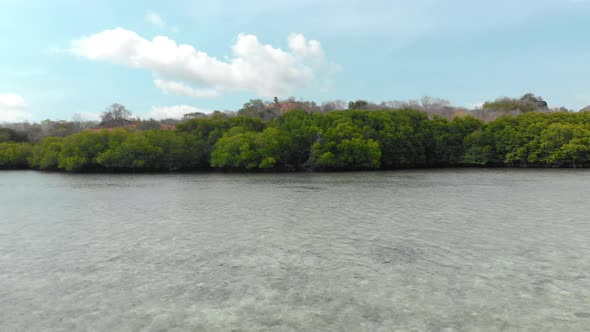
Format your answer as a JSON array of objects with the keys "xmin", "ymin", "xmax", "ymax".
[{"xmin": 1, "ymin": 170, "xmax": 589, "ymax": 331}]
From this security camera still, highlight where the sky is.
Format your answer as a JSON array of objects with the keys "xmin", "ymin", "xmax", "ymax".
[{"xmin": 0, "ymin": 0, "xmax": 589, "ymax": 122}]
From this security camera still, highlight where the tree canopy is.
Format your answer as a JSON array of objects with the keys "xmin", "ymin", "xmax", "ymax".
[{"xmin": 2, "ymin": 108, "xmax": 590, "ymax": 172}]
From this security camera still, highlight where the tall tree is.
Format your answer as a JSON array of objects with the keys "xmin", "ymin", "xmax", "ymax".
[{"xmin": 100, "ymin": 103, "xmax": 132, "ymax": 127}]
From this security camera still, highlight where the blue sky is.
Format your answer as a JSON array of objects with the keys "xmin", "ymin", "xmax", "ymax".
[{"xmin": 0, "ymin": 0, "xmax": 589, "ymax": 122}]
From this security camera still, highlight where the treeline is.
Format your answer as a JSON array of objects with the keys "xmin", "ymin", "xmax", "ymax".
[
  {"xmin": 0, "ymin": 104, "xmax": 180, "ymax": 143},
  {"xmin": 2, "ymin": 109, "xmax": 590, "ymax": 171},
  {"xmin": 1, "ymin": 93, "xmax": 574, "ymax": 144}
]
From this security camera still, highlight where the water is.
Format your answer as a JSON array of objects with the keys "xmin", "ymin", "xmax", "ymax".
[{"xmin": 1, "ymin": 170, "xmax": 589, "ymax": 331}]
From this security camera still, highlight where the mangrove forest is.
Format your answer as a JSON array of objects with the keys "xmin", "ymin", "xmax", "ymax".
[{"xmin": 2, "ymin": 96, "xmax": 590, "ymax": 172}]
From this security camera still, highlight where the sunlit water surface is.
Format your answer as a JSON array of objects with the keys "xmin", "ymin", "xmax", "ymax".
[{"xmin": 1, "ymin": 170, "xmax": 589, "ymax": 331}]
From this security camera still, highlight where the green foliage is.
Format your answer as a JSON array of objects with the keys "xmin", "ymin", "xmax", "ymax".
[
  {"xmin": 144, "ymin": 130, "xmax": 208, "ymax": 170},
  {"xmin": 4, "ymin": 109, "xmax": 590, "ymax": 172},
  {"xmin": 348, "ymin": 100, "xmax": 370, "ymax": 110},
  {"xmin": 463, "ymin": 130, "xmax": 494, "ymax": 165},
  {"xmin": 363, "ymin": 110, "xmax": 429, "ymax": 168},
  {"xmin": 237, "ymin": 99, "xmax": 281, "ymax": 121},
  {"xmin": 0, "ymin": 128, "xmax": 28, "ymax": 143},
  {"xmin": 463, "ymin": 112, "xmax": 590, "ymax": 167},
  {"xmin": 211, "ymin": 127, "xmax": 290, "ymax": 169},
  {"xmin": 0, "ymin": 142, "xmax": 33, "ymax": 168},
  {"xmin": 177, "ymin": 116, "xmax": 265, "ymax": 142},
  {"xmin": 308, "ymin": 116, "xmax": 382, "ymax": 170},
  {"xmin": 428, "ymin": 116, "xmax": 484, "ymax": 165},
  {"xmin": 310, "ymin": 137, "xmax": 381, "ymax": 170},
  {"xmin": 29, "ymin": 137, "xmax": 64, "ymax": 169},
  {"xmin": 137, "ymin": 119, "xmax": 162, "ymax": 130},
  {"xmin": 270, "ymin": 111, "xmax": 321, "ymax": 169},
  {"xmin": 58, "ymin": 131, "xmax": 110, "ymax": 171},
  {"xmin": 96, "ymin": 130, "xmax": 208, "ymax": 170},
  {"xmin": 176, "ymin": 116, "xmax": 266, "ymax": 167},
  {"xmin": 483, "ymin": 93, "xmax": 548, "ymax": 113},
  {"xmin": 96, "ymin": 131, "xmax": 161, "ymax": 169}
]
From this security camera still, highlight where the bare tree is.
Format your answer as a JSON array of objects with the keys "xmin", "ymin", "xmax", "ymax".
[
  {"xmin": 321, "ymin": 100, "xmax": 347, "ymax": 113},
  {"xmin": 100, "ymin": 103, "xmax": 132, "ymax": 127},
  {"xmin": 71, "ymin": 113, "xmax": 97, "ymax": 132}
]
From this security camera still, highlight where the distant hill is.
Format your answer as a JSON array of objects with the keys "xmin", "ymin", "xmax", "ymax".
[{"xmin": 580, "ymin": 105, "xmax": 590, "ymax": 112}]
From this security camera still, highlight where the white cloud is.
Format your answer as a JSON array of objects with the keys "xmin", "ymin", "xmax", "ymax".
[
  {"xmin": 154, "ymin": 79, "xmax": 220, "ymax": 98},
  {"xmin": 69, "ymin": 28, "xmax": 338, "ymax": 98},
  {"xmin": 287, "ymin": 33, "xmax": 341, "ymax": 72},
  {"xmin": 0, "ymin": 93, "xmax": 32, "ymax": 122},
  {"xmin": 146, "ymin": 105, "xmax": 210, "ymax": 119},
  {"xmin": 145, "ymin": 11, "xmax": 166, "ymax": 28},
  {"xmin": 0, "ymin": 93, "xmax": 27, "ymax": 109}
]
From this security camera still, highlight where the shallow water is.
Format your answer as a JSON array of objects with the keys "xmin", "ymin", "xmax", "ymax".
[{"xmin": 1, "ymin": 170, "xmax": 589, "ymax": 331}]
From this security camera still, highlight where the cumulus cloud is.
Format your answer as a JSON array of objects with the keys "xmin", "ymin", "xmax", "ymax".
[
  {"xmin": 146, "ymin": 105, "xmax": 210, "ymax": 119},
  {"xmin": 288, "ymin": 34, "xmax": 323, "ymax": 60},
  {"xmin": 69, "ymin": 28, "xmax": 338, "ymax": 98},
  {"xmin": 0, "ymin": 93, "xmax": 32, "ymax": 122}
]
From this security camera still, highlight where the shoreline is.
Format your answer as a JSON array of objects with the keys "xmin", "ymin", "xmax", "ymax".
[{"xmin": 1, "ymin": 164, "xmax": 588, "ymax": 174}]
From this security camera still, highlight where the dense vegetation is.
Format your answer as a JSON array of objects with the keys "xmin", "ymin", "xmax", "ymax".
[{"xmin": 2, "ymin": 108, "xmax": 590, "ymax": 171}]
